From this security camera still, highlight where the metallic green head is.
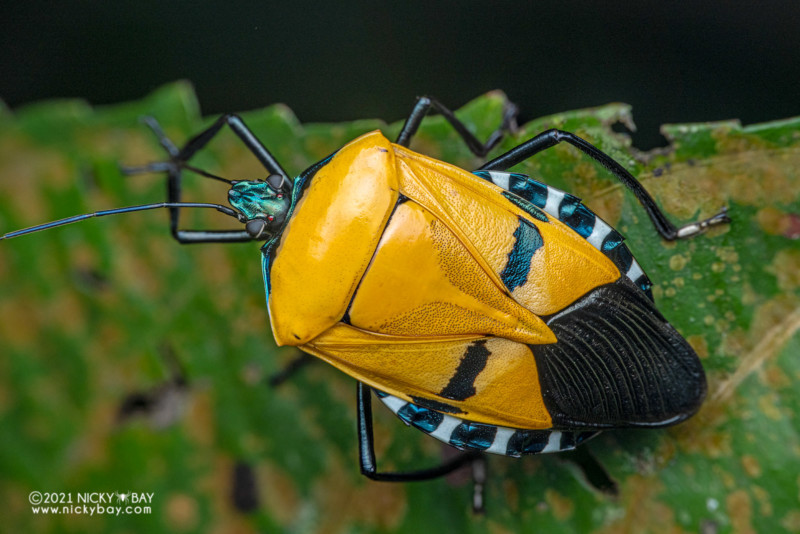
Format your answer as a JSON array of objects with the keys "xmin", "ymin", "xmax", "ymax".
[{"xmin": 228, "ymin": 174, "xmax": 292, "ymax": 240}]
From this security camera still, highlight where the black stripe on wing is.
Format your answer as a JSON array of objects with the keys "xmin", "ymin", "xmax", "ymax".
[
  {"xmin": 472, "ymin": 170, "xmax": 654, "ymax": 299},
  {"xmin": 530, "ymin": 276, "xmax": 706, "ymax": 428}
]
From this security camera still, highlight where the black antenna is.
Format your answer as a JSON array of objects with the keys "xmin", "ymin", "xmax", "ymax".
[
  {"xmin": 121, "ymin": 161, "xmax": 234, "ymax": 185},
  {"xmin": 120, "ymin": 116, "xmax": 234, "ymax": 186},
  {"xmin": 1, "ymin": 202, "xmax": 243, "ymax": 240}
]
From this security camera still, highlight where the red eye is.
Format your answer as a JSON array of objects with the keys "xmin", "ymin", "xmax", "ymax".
[
  {"xmin": 268, "ymin": 215, "xmax": 274, "ymax": 221},
  {"xmin": 277, "ymin": 194, "xmax": 284, "ymax": 199}
]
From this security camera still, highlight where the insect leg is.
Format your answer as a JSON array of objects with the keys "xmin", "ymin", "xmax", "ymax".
[
  {"xmin": 175, "ymin": 114, "xmax": 289, "ymax": 180},
  {"xmin": 357, "ymin": 382, "xmax": 486, "ymax": 511},
  {"xmin": 479, "ymin": 129, "xmax": 730, "ymax": 240},
  {"xmin": 268, "ymin": 352, "xmax": 314, "ymax": 387},
  {"xmin": 162, "ymin": 157, "xmax": 254, "ymax": 244},
  {"xmin": 124, "ymin": 115, "xmax": 289, "ymax": 243},
  {"xmin": 395, "ymin": 96, "xmax": 518, "ymax": 157},
  {"xmin": 116, "ymin": 345, "xmax": 188, "ymax": 426}
]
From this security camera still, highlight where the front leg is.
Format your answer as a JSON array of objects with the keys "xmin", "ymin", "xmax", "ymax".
[{"xmin": 396, "ymin": 95, "xmax": 518, "ymax": 157}]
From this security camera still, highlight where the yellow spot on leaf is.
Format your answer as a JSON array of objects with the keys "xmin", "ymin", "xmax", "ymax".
[
  {"xmin": 669, "ymin": 254, "xmax": 689, "ymax": 271},
  {"xmin": 766, "ymin": 249, "xmax": 800, "ymax": 292},
  {"xmin": 715, "ymin": 246, "xmax": 739, "ymax": 264},
  {"xmin": 688, "ymin": 335, "xmax": 710, "ymax": 359},
  {"xmin": 545, "ymin": 488, "xmax": 574, "ymax": 521},
  {"xmin": 764, "ymin": 366, "xmax": 791, "ymax": 389},
  {"xmin": 165, "ymin": 493, "xmax": 199, "ymax": 532},
  {"xmin": 652, "ymin": 286, "xmax": 664, "ymax": 299},
  {"xmin": 758, "ymin": 393, "xmax": 783, "ymax": 421},
  {"xmin": 597, "ymin": 475, "xmax": 677, "ymax": 534},
  {"xmin": 751, "ymin": 485, "xmax": 772, "ymax": 517},
  {"xmin": 780, "ymin": 510, "xmax": 800, "ymax": 532},
  {"xmin": 757, "ymin": 206, "xmax": 792, "ymax": 235},
  {"xmin": 261, "ymin": 462, "xmax": 301, "ymax": 526},
  {"xmin": 726, "ymin": 489, "xmax": 755, "ymax": 534},
  {"xmin": 741, "ymin": 455, "xmax": 762, "ymax": 478},
  {"xmin": 314, "ymin": 458, "xmax": 406, "ymax": 534}
]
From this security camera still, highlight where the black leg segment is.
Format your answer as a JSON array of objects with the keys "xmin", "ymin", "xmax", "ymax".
[
  {"xmin": 479, "ymin": 129, "xmax": 730, "ymax": 240},
  {"xmin": 176, "ymin": 114, "xmax": 289, "ymax": 179},
  {"xmin": 357, "ymin": 382, "xmax": 482, "ymax": 482},
  {"xmin": 122, "ymin": 115, "xmax": 289, "ymax": 244},
  {"xmin": 396, "ymin": 95, "xmax": 519, "ymax": 157}
]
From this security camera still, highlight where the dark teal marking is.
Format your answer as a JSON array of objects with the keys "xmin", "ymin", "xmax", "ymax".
[
  {"xmin": 260, "ymin": 239, "xmax": 279, "ymax": 295},
  {"xmin": 410, "ymin": 396, "xmax": 463, "ymax": 414},
  {"xmin": 449, "ymin": 422, "xmax": 497, "ymax": 451},
  {"xmin": 601, "ymin": 229, "xmax": 624, "ymax": 252},
  {"xmin": 559, "ymin": 196, "xmax": 595, "ymax": 238},
  {"xmin": 472, "ymin": 170, "xmax": 494, "ymax": 183},
  {"xmin": 472, "ymin": 170, "xmax": 550, "ymax": 214},
  {"xmin": 509, "ymin": 174, "xmax": 549, "ymax": 209},
  {"xmin": 605, "ymin": 242, "xmax": 633, "ymax": 273},
  {"xmin": 635, "ymin": 275, "xmax": 653, "ymax": 295},
  {"xmin": 506, "ymin": 430, "xmax": 554, "ymax": 456},
  {"xmin": 502, "ymin": 192, "xmax": 548, "ymax": 222},
  {"xmin": 397, "ymin": 403, "xmax": 444, "ymax": 433},
  {"xmin": 505, "ymin": 431, "xmax": 598, "ymax": 456},
  {"xmin": 643, "ymin": 286, "xmax": 654, "ymax": 300},
  {"xmin": 500, "ymin": 217, "xmax": 544, "ymax": 292},
  {"xmin": 439, "ymin": 340, "xmax": 490, "ymax": 401},
  {"xmin": 598, "ymin": 235, "xmax": 653, "ymax": 300}
]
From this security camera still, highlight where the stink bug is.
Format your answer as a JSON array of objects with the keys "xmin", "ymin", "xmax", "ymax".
[{"xmin": 2, "ymin": 96, "xmax": 729, "ymax": 509}]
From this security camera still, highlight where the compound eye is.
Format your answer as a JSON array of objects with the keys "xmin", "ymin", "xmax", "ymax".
[
  {"xmin": 245, "ymin": 218, "xmax": 268, "ymax": 239},
  {"xmin": 266, "ymin": 174, "xmax": 285, "ymax": 191}
]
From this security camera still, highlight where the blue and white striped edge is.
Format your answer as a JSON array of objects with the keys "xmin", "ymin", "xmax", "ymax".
[
  {"xmin": 375, "ymin": 390, "xmax": 599, "ymax": 457},
  {"xmin": 473, "ymin": 170, "xmax": 653, "ymax": 297}
]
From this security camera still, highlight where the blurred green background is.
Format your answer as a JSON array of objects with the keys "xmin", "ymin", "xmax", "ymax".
[{"xmin": 1, "ymin": 3, "xmax": 800, "ymax": 534}]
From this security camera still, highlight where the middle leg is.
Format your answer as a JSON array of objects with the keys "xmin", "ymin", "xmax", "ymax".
[{"xmin": 479, "ymin": 129, "xmax": 730, "ymax": 240}]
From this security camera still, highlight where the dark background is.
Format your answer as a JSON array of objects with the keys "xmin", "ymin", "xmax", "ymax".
[{"xmin": 2, "ymin": 1, "xmax": 799, "ymax": 149}]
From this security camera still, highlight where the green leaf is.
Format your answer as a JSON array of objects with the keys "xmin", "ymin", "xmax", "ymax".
[{"xmin": 0, "ymin": 83, "xmax": 798, "ymax": 533}]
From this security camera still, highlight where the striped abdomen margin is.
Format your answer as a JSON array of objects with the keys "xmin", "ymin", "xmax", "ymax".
[
  {"xmin": 375, "ymin": 390, "xmax": 598, "ymax": 457},
  {"xmin": 472, "ymin": 170, "xmax": 653, "ymax": 298}
]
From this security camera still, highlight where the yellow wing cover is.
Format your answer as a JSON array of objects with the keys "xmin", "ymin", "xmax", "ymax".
[{"xmin": 267, "ymin": 131, "xmax": 704, "ymax": 430}]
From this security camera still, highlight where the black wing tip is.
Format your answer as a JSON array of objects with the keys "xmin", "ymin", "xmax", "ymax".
[{"xmin": 531, "ymin": 276, "xmax": 707, "ymax": 430}]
